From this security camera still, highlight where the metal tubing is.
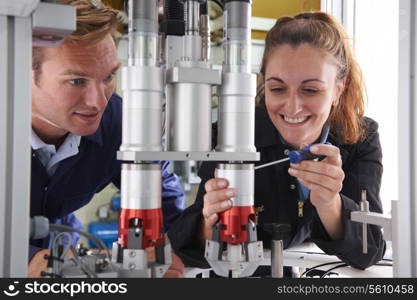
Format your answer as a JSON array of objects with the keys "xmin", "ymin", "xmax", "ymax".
[
  {"xmin": 121, "ymin": 164, "xmax": 162, "ymax": 210},
  {"xmin": 216, "ymin": 0, "xmax": 256, "ymax": 153},
  {"xmin": 215, "ymin": 164, "xmax": 254, "ymax": 207},
  {"xmin": 271, "ymin": 240, "xmax": 284, "ymax": 278},
  {"xmin": 121, "ymin": 0, "xmax": 163, "ymax": 152}
]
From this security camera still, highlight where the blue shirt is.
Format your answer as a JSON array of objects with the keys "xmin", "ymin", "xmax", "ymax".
[
  {"xmin": 278, "ymin": 126, "xmax": 330, "ymax": 202},
  {"xmin": 31, "ymin": 129, "xmax": 82, "ymax": 177},
  {"xmin": 29, "ymin": 93, "xmax": 185, "ymax": 260}
]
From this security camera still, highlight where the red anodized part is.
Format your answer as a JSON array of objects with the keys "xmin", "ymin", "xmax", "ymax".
[
  {"xmin": 219, "ymin": 205, "xmax": 256, "ymax": 245},
  {"xmin": 118, "ymin": 208, "xmax": 164, "ymax": 249}
]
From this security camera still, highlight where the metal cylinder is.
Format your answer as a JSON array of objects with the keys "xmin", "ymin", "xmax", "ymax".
[
  {"xmin": 271, "ymin": 240, "xmax": 284, "ymax": 278},
  {"xmin": 120, "ymin": 66, "xmax": 163, "ymax": 152},
  {"xmin": 128, "ymin": 0, "xmax": 159, "ymax": 67},
  {"xmin": 223, "ymin": 1, "xmax": 251, "ymax": 73},
  {"xmin": 121, "ymin": 163, "xmax": 161, "ymax": 210},
  {"xmin": 216, "ymin": 0, "xmax": 255, "ymax": 153},
  {"xmin": 167, "ymin": 82, "xmax": 212, "ymax": 151},
  {"xmin": 183, "ymin": 34, "xmax": 202, "ymax": 61},
  {"xmin": 184, "ymin": 0, "xmax": 200, "ymax": 35},
  {"xmin": 215, "ymin": 164, "xmax": 254, "ymax": 206},
  {"xmin": 200, "ymin": 14, "xmax": 210, "ymax": 61},
  {"xmin": 121, "ymin": 0, "xmax": 163, "ymax": 152},
  {"xmin": 216, "ymin": 72, "xmax": 256, "ymax": 153}
]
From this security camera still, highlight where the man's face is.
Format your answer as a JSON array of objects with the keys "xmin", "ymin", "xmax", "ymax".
[{"xmin": 32, "ymin": 34, "xmax": 120, "ymax": 139}]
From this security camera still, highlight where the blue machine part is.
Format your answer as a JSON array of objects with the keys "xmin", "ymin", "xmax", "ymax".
[
  {"xmin": 88, "ymin": 220, "xmax": 118, "ymax": 249},
  {"xmin": 110, "ymin": 195, "xmax": 121, "ymax": 212}
]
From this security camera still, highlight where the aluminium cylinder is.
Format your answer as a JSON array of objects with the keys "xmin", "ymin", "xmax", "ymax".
[
  {"xmin": 216, "ymin": 0, "xmax": 255, "ymax": 153},
  {"xmin": 120, "ymin": 66, "xmax": 164, "ymax": 152},
  {"xmin": 121, "ymin": 0, "xmax": 163, "ymax": 151},
  {"xmin": 271, "ymin": 240, "xmax": 284, "ymax": 278},
  {"xmin": 223, "ymin": 0, "xmax": 251, "ymax": 73},
  {"xmin": 128, "ymin": 0, "xmax": 159, "ymax": 67},
  {"xmin": 167, "ymin": 82, "xmax": 212, "ymax": 151},
  {"xmin": 216, "ymin": 72, "xmax": 256, "ymax": 153},
  {"xmin": 121, "ymin": 163, "xmax": 161, "ymax": 210},
  {"xmin": 215, "ymin": 164, "xmax": 254, "ymax": 207}
]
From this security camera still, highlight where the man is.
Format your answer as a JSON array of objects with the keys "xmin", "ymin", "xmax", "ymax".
[{"xmin": 29, "ymin": 0, "xmax": 184, "ymax": 277}]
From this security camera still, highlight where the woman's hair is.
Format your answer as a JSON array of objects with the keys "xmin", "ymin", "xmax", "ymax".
[
  {"xmin": 257, "ymin": 12, "xmax": 365, "ymax": 144},
  {"xmin": 32, "ymin": 0, "xmax": 122, "ymax": 83}
]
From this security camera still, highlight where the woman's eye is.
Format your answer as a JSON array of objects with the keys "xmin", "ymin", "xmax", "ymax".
[
  {"xmin": 69, "ymin": 78, "xmax": 86, "ymax": 86},
  {"xmin": 302, "ymin": 88, "xmax": 319, "ymax": 94},
  {"xmin": 271, "ymin": 87, "xmax": 286, "ymax": 93}
]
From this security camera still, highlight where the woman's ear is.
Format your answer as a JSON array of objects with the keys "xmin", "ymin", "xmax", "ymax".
[{"xmin": 332, "ymin": 79, "xmax": 346, "ymax": 106}]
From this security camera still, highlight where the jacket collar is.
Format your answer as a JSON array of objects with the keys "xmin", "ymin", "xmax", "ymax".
[{"xmin": 82, "ymin": 121, "xmax": 104, "ymax": 147}]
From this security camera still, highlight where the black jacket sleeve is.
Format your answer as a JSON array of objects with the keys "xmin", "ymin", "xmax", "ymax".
[
  {"xmin": 309, "ymin": 118, "xmax": 386, "ymax": 269},
  {"xmin": 168, "ymin": 162, "xmax": 216, "ymax": 268}
]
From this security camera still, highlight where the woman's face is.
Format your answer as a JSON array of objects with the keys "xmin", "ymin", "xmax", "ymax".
[{"xmin": 264, "ymin": 43, "xmax": 344, "ymax": 148}]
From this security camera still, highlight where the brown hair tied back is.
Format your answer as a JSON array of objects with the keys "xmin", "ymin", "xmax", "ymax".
[{"xmin": 257, "ymin": 12, "xmax": 365, "ymax": 144}]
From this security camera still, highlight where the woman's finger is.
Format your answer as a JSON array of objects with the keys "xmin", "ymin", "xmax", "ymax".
[
  {"xmin": 205, "ymin": 178, "xmax": 229, "ymax": 192},
  {"xmin": 309, "ymin": 144, "xmax": 342, "ymax": 166},
  {"xmin": 290, "ymin": 161, "xmax": 345, "ymax": 181},
  {"xmin": 288, "ymin": 167, "xmax": 343, "ymax": 194}
]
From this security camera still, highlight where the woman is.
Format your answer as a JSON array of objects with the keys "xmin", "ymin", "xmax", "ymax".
[{"xmin": 168, "ymin": 12, "xmax": 385, "ymax": 271}]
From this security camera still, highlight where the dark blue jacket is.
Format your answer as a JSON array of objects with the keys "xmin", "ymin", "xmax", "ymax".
[
  {"xmin": 30, "ymin": 93, "xmax": 184, "ymax": 260},
  {"xmin": 169, "ymin": 107, "xmax": 385, "ymax": 270}
]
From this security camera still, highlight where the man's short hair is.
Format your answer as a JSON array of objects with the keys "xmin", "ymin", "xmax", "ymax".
[{"xmin": 32, "ymin": 0, "xmax": 122, "ymax": 84}]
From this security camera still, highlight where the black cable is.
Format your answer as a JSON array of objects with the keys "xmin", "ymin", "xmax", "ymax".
[
  {"xmin": 300, "ymin": 261, "xmax": 342, "ymax": 277},
  {"xmin": 375, "ymin": 262, "xmax": 393, "ymax": 267},
  {"xmin": 320, "ymin": 263, "xmax": 349, "ymax": 278},
  {"xmin": 49, "ymin": 224, "xmax": 111, "ymax": 261}
]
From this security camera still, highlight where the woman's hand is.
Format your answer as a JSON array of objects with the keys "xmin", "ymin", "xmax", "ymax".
[
  {"xmin": 288, "ymin": 143, "xmax": 344, "ymax": 239},
  {"xmin": 200, "ymin": 178, "xmax": 236, "ymax": 241}
]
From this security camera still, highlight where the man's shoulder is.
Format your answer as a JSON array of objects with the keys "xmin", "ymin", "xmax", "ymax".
[
  {"xmin": 104, "ymin": 93, "xmax": 122, "ymax": 118},
  {"xmin": 82, "ymin": 93, "xmax": 122, "ymax": 148},
  {"xmin": 100, "ymin": 93, "xmax": 123, "ymax": 138}
]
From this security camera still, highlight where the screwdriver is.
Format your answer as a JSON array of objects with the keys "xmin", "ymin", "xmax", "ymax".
[{"xmin": 254, "ymin": 144, "xmax": 326, "ymax": 170}]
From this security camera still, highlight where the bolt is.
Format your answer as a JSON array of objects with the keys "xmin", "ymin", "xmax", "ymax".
[
  {"xmin": 129, "ymin": 251, "xmax": 136, "ymax": 258},
  {"xmin": 128, "ymin": 263, "xmax": 136, "ymax": 270}
]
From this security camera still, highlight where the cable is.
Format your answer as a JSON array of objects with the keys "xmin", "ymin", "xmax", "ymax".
[
  {"xmin": 68, "ymin": 246, "xmax": 98, "ymax": 278},
  {"xmin": 49, "ymin": 224, "xmax": 111, "ymax": 261},
  {"xmin": 51, "ymin": 232, "xmax": 73, "ymax": 277},
  {"xmin": 320, "ymin": 263, "xmax": 349, "ymax": 278},
  {"xmin": 300, "ymin": 261, "xmax": 342, "ymax": 277},
  {"xmin": 375, "ymin": 262, "xmax": 393, "ymax": 267}
]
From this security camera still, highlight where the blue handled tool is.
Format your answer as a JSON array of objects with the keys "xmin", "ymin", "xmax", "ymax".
[{"xmin": 254, "ymin": 143, "xmax": 326, "ymax": 170}]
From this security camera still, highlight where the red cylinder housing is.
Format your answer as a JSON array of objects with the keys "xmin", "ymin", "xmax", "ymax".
[
  {"xmin": 118, "ymin": 208, "xmax": 164, "ymax": 249},
  {"xmin": 219, "ymin": 206, "xmax": 256, "ymax": 244}
]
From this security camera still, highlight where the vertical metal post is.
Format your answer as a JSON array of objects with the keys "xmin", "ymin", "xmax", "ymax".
[
  {"xmin": 396, "ymin": 0, "xmax": 417, "ymax": 277},
  {"xmin": 0, "ymin": 15, "xmax": 32, "ymax": 277}
]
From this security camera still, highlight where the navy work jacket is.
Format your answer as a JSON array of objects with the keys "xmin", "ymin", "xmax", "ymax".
[
  {"xmin": 168, "ymin": 107, "xmax": 385, "ymax": 270},
  {"xmin": 30, "ymin": 93, "xmax": 184, "ymax": 260}
]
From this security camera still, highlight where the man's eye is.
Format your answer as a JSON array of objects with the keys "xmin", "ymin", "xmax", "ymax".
[
  {"xmin": 69, "ymin": 78, "xmax": 86, "ymax": 86},
  {"xmin": 105, "ymin": 73, "xmax": 115, "ymax": 82}
]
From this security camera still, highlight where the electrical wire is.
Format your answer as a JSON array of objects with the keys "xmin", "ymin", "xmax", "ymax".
[
  {"xmin": 300, "ymin": 261, "xmax": 342, "ymax": 278},
  {"xmin": 320, "ymin": 263, "xmax": 349, "ymax": 278},
  {"xmin": 302, "ymin": 260, "xmax": 392, "ymax": 278},
  {"xmin": 68, "ymin": 246, "xmax": 98, "ymax": 278},
  {"xmin": 49, "ymin": 224, "xmax": 111, "ymax": 261},
  {"xmin": 51, "ymin": 232, "xmax": 73, "ymax": 277}
]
